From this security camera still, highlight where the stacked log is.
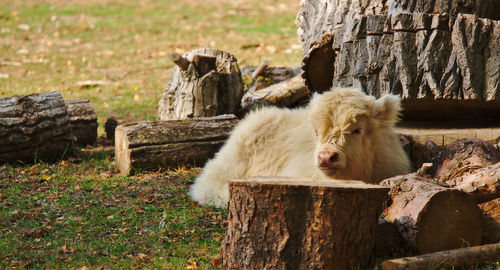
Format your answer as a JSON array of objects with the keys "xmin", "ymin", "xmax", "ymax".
[
  {"xmin": 65, "ymin": 99, "xmax": 98, "ymax": 146},
  {"xmin": 222, "ymin": 177, "xmax": 389, "ymax": 269},
  {"xmin": 114, "ymin": 115, "xmax": 238, "ymax": 175},
  {"xmin": 296, "ymin": 0, "xmax": 500, "ymax": 121},
  {"xmin": 0, "ymin": 92, "xmax": 74, "ymax": 163}
]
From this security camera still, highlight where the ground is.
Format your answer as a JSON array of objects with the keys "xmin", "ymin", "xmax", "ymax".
[{"xmin": 0, "ymin": 0, "xmax": 300, "ymax": 268}]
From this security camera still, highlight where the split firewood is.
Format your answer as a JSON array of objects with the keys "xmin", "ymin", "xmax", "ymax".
[
  {"xmin": 104, "ymin": 117, "xmax": 138, "ymax": 141},
  {"xmin": 158, "ymin": 48, "xmax": 243, "ymax": 120},
  {"xmin": 241, "ymin": 75, "xmax": 310, "ymax": 111},
  {"xmin": 222, "ymin": 177, "xmax": 389, "ymax": 269},
  {"xmin": 65, "ymin": 99, "xmax": 98, "ymax": 146},
  {"xmin": 114, "ymin": 114, "xmax": 238, "ymax": 175},
  {"xmin": 380, "ymin": 175, "xmax": 483, "ymax": 254},
  {"xmin": 297, "ymin": 0, "xmax": 500, "ymax": 122},
  {"xmin": 478, "ymin": 198, "xmax": 500, "ymax": 244},
  {"xmin": 0, "ymin": 91, "xmax": 74, "ymax": 163},
  {"xmin": 381, "ymin": 243, "xmax": 500, "ymax": 270}
]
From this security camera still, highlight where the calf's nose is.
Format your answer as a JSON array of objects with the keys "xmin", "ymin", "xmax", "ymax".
[{"xmin": 317, "ymin": 151, "xmax": 339, "ymax": 168}]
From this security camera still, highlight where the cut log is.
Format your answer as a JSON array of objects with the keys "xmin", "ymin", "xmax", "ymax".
[
  {"xmin": 104, "ymin": 117, "xmax": 138, "ymax": 141},
  {"xmin": 0, "ymin": 91, "xmax": 74, "ymax": 163},
  {"xmin": 297, "ymin": 0, "xmax": 500, "ymax": 121},
  {"xmin": 433, "ymin": 138, "xmax": 500, "ymax": 181},
  {"xmin": 241, "ymin": 75, "xmax": 311, "ymax": 111},
  {"xmin": 65, "ymin": 99, "xmax": 97, "ymax": 146},
  {"xmin": 158, "ymin": 48, "xmax": 243, "ymax": 120},
  {"xmin": 380, "ymin": 175, "xmax": 483, "ymax": 254},
  {"xmin": 381, "ymin": 243, "xmax": 500, "ymax": 270},
  {"xmin": 221, "ymin": 177, "xmax": 389, "ymax": 269},
  {"xmin": 375, "ymin": 219, "xmax": 408, "ymax": 259},
  {"xmin": 479, "ymin": 198, "xmax": 500, "ymax": 244},
  {"xmin": 115, "ymin": 114, "xmax": 238, "ymax": 176},
  {"xmin": 444, "ymin": 162, "xmax": 500, "ymax": 203}
]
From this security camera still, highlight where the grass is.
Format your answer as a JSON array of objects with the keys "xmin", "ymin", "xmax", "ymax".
[{"xmin": 0, "ymin": 0, "xmax": 300, "ymax": 268}]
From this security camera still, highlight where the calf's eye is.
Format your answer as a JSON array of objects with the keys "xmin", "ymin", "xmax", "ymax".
[
  {"xmin": 352, "ymin": 128, "xmax": 362, "ymax": 135},
  {"xmin": 313, "ymin": 129, "xmax": 318, "ymax": 136}
]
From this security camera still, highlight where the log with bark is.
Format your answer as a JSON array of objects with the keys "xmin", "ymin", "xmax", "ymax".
[
  {"xmin": 114, "ymin": 114, "xmax": 238, "ymax": 176},
  {"xmin": 240, "ymin": 75, "xmax": 311, "ymax": 111},
  {"xmin": 65, "ymin": 99, "xmax": 97, "ymax": 146},
  {"xmin": 104, "ymin": 117, "xmax": 138, "ymax": 141},
  {"xmin": 479, "ymin": 198, "xmax": 500, "ymax": 244},
  {"xmin": 222, "ymin": 177, "xmax": 389, "ymax": 269},
  {"xmin": 381, "ymin": 243, "xmax": 500, "ymax": 270},
  {"xmin": 0, "ymin": 91, "xmax": 74, "ymax": 163},
  {"xmin": 296, "ymin": 0, "xmax": 500, "ymax": 121},
  {"xmin": 380, "ymin": 175, "xmax": 483, "ymax": 254},
  {"xmin": 158, "ymin": 48, "xmax": 243, "ymax": 120}
]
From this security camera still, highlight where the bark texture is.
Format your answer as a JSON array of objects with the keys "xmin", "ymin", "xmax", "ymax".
[
  {"xmin": 222, "ymin": 177, "xmax": 389, "ymax": 269},
  {"xmin": 65, "ymin": 99, "xmax": 97, "ymax": 146},
  {"xmin": 381, "ymin": 243, "xmax": 500, "ymax": 270},
  {"xmin": 380, "ymin": 175, "xmax": 483, "ymax": 254},
  {"xmin": 114, "ymin": 115, "xmax": 238, "ymax": 175},
  {"xmin": 0, "ymin": 91, "xmax": 74, "ymax": 163},
  {"xmin": 104, "ymin": 118, "xmax": 138, "ymax": 141},
  {"xmin": 297, "ymin": 0, "xmax": 500, "ymax": 121},
  {"xmin": 479, "ymin": 198, "xmax": 500, "ymax": 244},
  {"xmin": 158, "ymin": 48, "xmax": 243, "ymax": 120}
]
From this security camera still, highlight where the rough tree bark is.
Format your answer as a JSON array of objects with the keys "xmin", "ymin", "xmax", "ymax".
[
  {"xmin": 158, "ymin": 48, "xmax": 243, "ymax": 120},
  {"xmin": 104, "ymin": 118, "xmax": 138, "ymax": 141},
  {"xmin": 296, "ymin": 0, "xmax": 500, "ymax": 121},
  {"xmin": 478, "ymin": 198, "xmax": 500, "ymax": 244},
  {"xmin": 114, "ymin": 115, "xmax": 238, "ymax": 176},
  {"xmin": 380, "ymin": 175, "xmax": 483, "ymax": 254},
  {"xmin": 221, "ymin": 177, "xmax": 389, "ymax": 269},
  {"xmin": 65, "ymin": 99, "xmax": 97, "ymax": 146},
  {"xmin": 381, "ymin": 243, "xmax": 500, "ymax": 270},
  {"xmin": 0, "ymin": 92, "xmax": 74, "ymax": 163}
]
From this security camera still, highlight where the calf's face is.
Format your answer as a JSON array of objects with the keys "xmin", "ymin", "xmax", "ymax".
[{"xmin": 309, "ymin": 89, "xmax": 401, "ymax": 180}]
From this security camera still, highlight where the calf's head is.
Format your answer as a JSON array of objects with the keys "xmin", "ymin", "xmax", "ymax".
[{"xmin": 309, "ymin": 88, "xmax": 402, "ymax": 181}]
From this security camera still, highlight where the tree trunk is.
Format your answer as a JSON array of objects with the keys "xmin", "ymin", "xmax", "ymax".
[
  {"xmin": 444, "ymin": 162, "xmax": 500, "ymax": 203},
  {"xmin": 158, "ymin": 48, "xmax": 243, "ymax": 120},
  {"xmin": 380, "ymin": 175, "xmax": 483, "ymax": 254},
  {"xmin": 221, "ymin": 177, "xmax": 389, "ymax": 269},
  {"xmin": 381, "ymin": 243, "xmax": 500, "ymax": 270},
  {"xmin": 296, "ymin": 0, "xmax": 500, "ymax": 121},
  {"xmin": 114, "ymin": 115, "xmax": 238, "ymax": 176},
  {"xmin": 241, "ymin": 75, "xmax": 311, "ymax": 111},
  {"xmin": 0, "ymin": 91, "xmax": 74, "ymax": 163},
  {"xmin": 65, "ymin": 99, "xmax": 97, "ymax": 146},
  {"xmin": 479, "ymin": 198, "xmax": 500, "ymax": 244}
]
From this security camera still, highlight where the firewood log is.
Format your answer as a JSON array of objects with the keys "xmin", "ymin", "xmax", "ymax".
[
  {"xmin": 380, "ymin": 175, "xmax": 483, "ymax": 254},
  {"xmin": 221, "ymin": 177, "xmax": 389, "ymax": 269},
  {"xmin": 65, "ymin": 99, "xmax": 97, "ymax": 146},
  {"xmin": 381, "ymin": 243, "xmax": 500, "ymax": 270},
  {"xmin": 104, "ymin": 117, "xmax": 138, "ymax": 141},
  {"xmin": 114, "ymin": 115, "xmax": 238, "ymax": 175},
  {"xmin": 0, "ymin": 91, "xmax": 74, "ymax": 163},
  {"xmin": 478, "ymin": 198, "xmax": 500, "ymax": 244}
]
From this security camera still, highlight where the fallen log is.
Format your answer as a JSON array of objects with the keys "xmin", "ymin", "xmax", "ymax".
[
  {"xmin": 381, "ymin": 243, "xmax": 500, "ymax": 270},
  {"xmin": 380, "ymin": 175, "xmax": 483, "ymax": 254},
  {"xmin": 115, "ymin": 114, "xmax": 238, "ymax": 175},
  {"xmin": 158, "ymin": 48, "xmax": 243, "ymax": 120},
  {"xmin": 479, "ymin": 198, "xmax": 500, "ymax": 244},
  {"xmin": 0, "ymin": 91, "xmax": 74, "ymax": 163},
  {"xmin": 375, "ymin": 219, "xmax": 408, "ymax": 259},
  {"xmin": 445, "ymin": 162, "xmax": 500, "ymax": 203},
  {"xmin": 240, "ymin": 75, "xmax": 311, "ymax": 111},
  {"xmin": 65, "ymin": 99, "xmax": 97, "ymax": 146},
  {"xmin": 221, "ymin": 177, "xmax": 389, "ymax": 269}
]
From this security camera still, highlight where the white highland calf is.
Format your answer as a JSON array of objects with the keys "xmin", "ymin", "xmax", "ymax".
[{"xmin": 190, "ymin": 88, "xmax": 411, "ymax": 207}]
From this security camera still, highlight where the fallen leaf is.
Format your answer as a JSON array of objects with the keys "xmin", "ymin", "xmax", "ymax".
[{"xmin": 187, "ymin": 259, "xmax": 197, "ymax": 269}]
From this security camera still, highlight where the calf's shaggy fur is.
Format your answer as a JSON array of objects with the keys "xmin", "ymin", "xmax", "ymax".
[{"xmin": 190, "ymin": 88, "xmax": 411, "ymax": 207}]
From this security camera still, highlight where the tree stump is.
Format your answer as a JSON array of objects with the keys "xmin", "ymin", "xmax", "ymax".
[
  {"xmin": 0, "ymin": 91, "xmax": 74, "ymax": 163},
  {"xmin": 380, "ymin": 175, "xmax": 483, "ymax": 254},
  {"xmin": 115, "ymin": 115, "xmax": 238, "ymax": 175},
  {"xmin": 158, "ymin": 48, "xmax": 243, "ymax": 120},
  {"xmin": 221, "ymin": 177, "xmax": 389, "ymax": 269},
  {"xmin": 296, "ymin": 0, "xmax": 500, "ymax": 121},
  {"xmin": 65, "ymin": 99, "xmax": 98, "ymax": 146}
]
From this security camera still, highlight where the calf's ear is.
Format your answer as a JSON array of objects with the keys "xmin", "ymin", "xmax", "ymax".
[{"xmin": 373, "ymin": 94, "xmax": 402, "ymax": 124}]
